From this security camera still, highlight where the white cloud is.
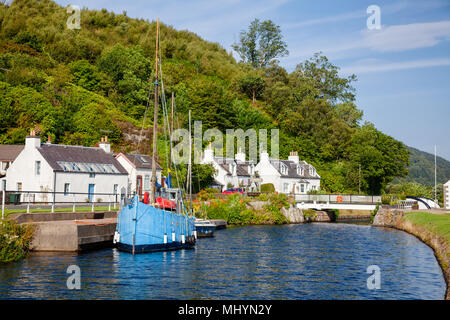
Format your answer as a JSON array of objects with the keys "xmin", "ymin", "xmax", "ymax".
[
  {"xmin": 362, "ymin": 21, "xmax": 450, "ymax": 52},
  {"xmin": 340, "ymin": 58, "xmax": 450, "ymax": 75}
]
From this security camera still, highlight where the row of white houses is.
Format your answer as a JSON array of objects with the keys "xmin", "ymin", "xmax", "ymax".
[
  {"xmin": 0, "ymin": 133, "xmax": 161, "ymax": 203},
  {"xmin": 0, "ymin": 132, "xmax": 321, "ymax": 203},
  {"xmin": 201, "ymin": 143, "xmax": 321, "ymax": 193}
]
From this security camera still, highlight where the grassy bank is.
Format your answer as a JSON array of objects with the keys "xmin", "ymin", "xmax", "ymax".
[
  {"xmin": 404, "ymin": 212, "xmax": 450, "ymax": 243},
  {"xmin": 0, "ymin": 220, "xmax": 35, "ymax": 263},
  {"xmin": 198, "ymin": 193, "xmax": 290, "ymax": 225}
]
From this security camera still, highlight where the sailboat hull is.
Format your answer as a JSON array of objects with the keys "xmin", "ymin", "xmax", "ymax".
[
  {"xmin": 117, "ymin": 240, "xmax": 195, "ymax": 253},
  {"xmin": 115, "ymin": 196, "xmax": 196, "ymax": 254}
]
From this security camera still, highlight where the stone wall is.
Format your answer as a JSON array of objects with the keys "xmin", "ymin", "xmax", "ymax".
[
  {"xmin": 373, "ymin": 208, "xmax": 449, "ymax": 300},
  {"xmin": 281, "ymin": 205, "xmax": 304, "ymax": 223}
]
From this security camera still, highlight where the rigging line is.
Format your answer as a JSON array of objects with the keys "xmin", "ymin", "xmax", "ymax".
[
  {"xmin": 131, "ymin": 19, "xmax": 157, "ymax": 170},
  {"xmin": 159, "ymin": 60, "xmax": 182, "ymax": 194}
]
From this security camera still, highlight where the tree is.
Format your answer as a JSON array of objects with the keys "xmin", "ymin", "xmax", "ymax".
[
  {"xmin": 232, "ymin": 19, "xmax": 288, "ymax": 69},
  {"xmin": 293, "ymin": 53, "xmax": 356, "ymax": 103},
  {"xmin": 237, "ymin": 71, "xmax": 265, "ymax": 104}
]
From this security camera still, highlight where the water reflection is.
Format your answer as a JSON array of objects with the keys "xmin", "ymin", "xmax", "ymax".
[{"xmin": 0, "ymin": 223, "xmax": 446, "ymax": 299}]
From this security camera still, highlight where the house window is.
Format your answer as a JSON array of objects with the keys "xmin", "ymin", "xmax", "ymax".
[
  {"xmin": 64, "ymin": 183, "xmax": 70, "ymax": 196},
  {"xmin": 113, "ymin": 184, "xmax": 118, "ymax": 194},
  {"xmin": 144, "ymin": 175, "xmax": 150, "ymax": 190},
  {"xmin": 309, "ymin": 167, "xmax": 315, "ymax": 176},
  {"xmin": 35, "ymin": 161, "xmax": 41, "ymax": 175},
  {"xmin": 283, "ymin": 183, "xmax": 289, "ymax": 193},
  {"xmin": 297, "ymin": 165, "xmax": 304, "ymax": 176},
  {"xmin": 17, "ymin": 182, "xmax": 22, "ymax": 192},
  {"xmin": 301, "ymin": 184, "xmax": 305, "ymax": 193},
  {"xmin": 89, "ymin": 173, "xmax": 95, "ymax": 178}
]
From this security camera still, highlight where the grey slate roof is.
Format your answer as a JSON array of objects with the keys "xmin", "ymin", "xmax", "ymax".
[
  {"xmin": 37, "ymin": 144, "xmax": 128, "ymax": 174},
  {"xmin": 0, "ymin": 145, "xmax": 24, "ymax": 161},
  {"xmin": 122, "ymin": 153, "xmax": 162, "ymax": 170},
  {"xmin": 214, "ymin": 157, "xmax": 254, "ymax": 177},
  {"xmin": 270, "ymin": 159, "xmax": 320, "ymax": 180}
]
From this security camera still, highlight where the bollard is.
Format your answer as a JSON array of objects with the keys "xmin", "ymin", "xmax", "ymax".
[
  {"xmin": 51, "ymin": 203, "xmax": 55, "ymax": 213},
  {"xmin": 108, "ymin": 202, "xmax": 111, "ymax": 211},
  {"xmin": 72, "ymin": 194, "xmax": 76, "ymax": 213},
  {"xmin": 91, "ymin": 202, "xmax": 94, "ymax": 212},
  {"xmin": 27, "ymin": 193, "xmax": 30, "ymax": 213}
]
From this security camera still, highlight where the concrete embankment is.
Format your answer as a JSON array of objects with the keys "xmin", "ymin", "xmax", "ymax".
[
  {"xmin": 373, "ymin": 208, "xmax": 450, "ymax": 300},
  {"xmin": 10, "ymin": 211, "xmax": 118, "ymax": 252}
]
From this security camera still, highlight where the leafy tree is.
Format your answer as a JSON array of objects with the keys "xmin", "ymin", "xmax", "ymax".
[
  {"xmin": 237, "ymin": 70, "xmax": 265, "ymax": 104},
  {"xmin": 98, "ymin": 44, "xmax": 152, "ymax": 107},
  {"xmin": 293, "ymin": 53, "xmax": 356, "ymax": 103},
  {"xmin": 232, "ymin": 19, "xmax": 288, "ymax": 68}
]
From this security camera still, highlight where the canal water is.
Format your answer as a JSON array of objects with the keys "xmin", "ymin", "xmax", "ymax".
[{"xmin": 0, "ymin": 223, "xmax": 446, "ymax": 299}]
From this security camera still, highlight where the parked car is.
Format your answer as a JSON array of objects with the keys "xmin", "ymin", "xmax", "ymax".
[{"xmin": 222, "ymin": 188, "xmax": 245, "ymax": 194}]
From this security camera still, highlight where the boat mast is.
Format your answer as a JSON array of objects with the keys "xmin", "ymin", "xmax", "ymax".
[
  {"xmin": 169, "ymin": 92, "xmax": 174, "ymax": 172},
  {"xmin": 188, "ymin": 110, "xmax": 192, "ymax": 213},
  {"xmin": 150, "ymin": 18, "xmax": 160, "ymax": 204}
]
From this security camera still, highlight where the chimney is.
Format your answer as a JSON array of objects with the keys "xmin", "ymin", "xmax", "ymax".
[
  {"xmin": 260, "ymin": 150, "xmax": 269, "ymax": 163},
  {"xmin": 99, "ymin": 136, "xmax": 111, "ymax": 153},
  {"xmin": 288, "ymin": 151, "xmax": 299, "ymax": 164},
  {"xmin": 25, "ymin": 129, "xmax": 41, "ymax": 149},
  {"xmin": 47, "ymin": 134, "xmax": 51, "ymax": 144},
  {"xmin": 235, "ymin": 148, "xmax": 246, "ymax": 162},
  {"xmin": 203, "ymin": 141, "xmax": 214, "ymax": 163}
]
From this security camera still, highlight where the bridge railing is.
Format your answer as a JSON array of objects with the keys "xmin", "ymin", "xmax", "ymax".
[{"xmin": 294, "ymin": 194, "xmax": 381, "ymax": 204}]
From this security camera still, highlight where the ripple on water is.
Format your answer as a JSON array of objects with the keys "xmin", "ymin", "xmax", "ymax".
[{"xmin": 0, "ymin": 223, "xmax": 446, "ymax": 299}]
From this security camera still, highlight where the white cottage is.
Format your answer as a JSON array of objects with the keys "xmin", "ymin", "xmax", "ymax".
[
  {"xmin": 201, "ymin": 144, "xmax": 255, "ymax": 191},
  {"xmin": 115, "ymin": 153, "xmax": 162, "ymax": 197},
  {"xmin": 254, "ymin": 151, "xmax": 320, "ymax": 194},
  {"xmin": 5, "ymin": 132, "xmax": 128, "ymax": 203},
  {"xmin": 0, "ymin": 145, "xmax": 23, "ymax": 178},
  {"xmin": 444, "ymin": 180, "xmax": 450, "ymax": 210}
]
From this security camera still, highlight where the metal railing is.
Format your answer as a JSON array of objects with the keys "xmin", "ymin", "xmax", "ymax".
[
  {"xmin": 293, "ymin": 194, "xmax": 382, "ymax": 204},
  {"xmin": 1, "ymin": 189, "xmax": 121, "ymax": 218}
]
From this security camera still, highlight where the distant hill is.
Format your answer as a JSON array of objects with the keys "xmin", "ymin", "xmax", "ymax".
[{"xmin": 393, "ymin": 146, "xmax": 450, "ymax": 186}]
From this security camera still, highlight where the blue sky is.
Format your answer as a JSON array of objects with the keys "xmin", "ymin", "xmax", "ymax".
[{"xmin": 56, "ymin": 0, "xmax": 450, "ymax": 160}]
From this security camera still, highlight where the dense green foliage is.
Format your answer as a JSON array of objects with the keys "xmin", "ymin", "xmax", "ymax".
[
  {"xmin": 0, "ymin": 220, "xmax": 35, "ymax": 263},
  {"xmin": 203, "ymin": 193, "xmax": 288, "ymax": 225},
  {"xmin": 393, "ymin": 146, "xmax": 450, "ymax": 186},
  {"xmin": 0, "ymin": 0, "xmax": 412, "ymax": 194}
]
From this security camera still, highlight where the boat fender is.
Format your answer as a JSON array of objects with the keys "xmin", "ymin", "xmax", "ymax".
[
  {"xmin": 193, "ymin": 230, "xmax": 197, "ymax": 239},
  {"xmin": 164, "ymin": 234, "xmax": 168, "ymax": 244},
  {"xmin": 113, "ymin": 231, "xmax": 120, "ymax": 244},
  {"xmin": 181, "ymin": 235, "xmax": 185, "ymax": 244},
  {"xmin": 143, "ymin": 192, "xmax": 149, "ymax": 204},
  {"xmin": 172, "ymin": 232, "xmax": 176, "ymax": 242}
]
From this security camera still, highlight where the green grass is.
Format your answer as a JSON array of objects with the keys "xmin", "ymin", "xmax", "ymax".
[{"xmin": 404, "ymin": 212, "xmax": 450, "ymax": 243}]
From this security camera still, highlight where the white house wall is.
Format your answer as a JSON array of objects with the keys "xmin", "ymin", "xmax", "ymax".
[{"xmin": 6, "ymin": 142, "xmax": 53, "ymax": 197}]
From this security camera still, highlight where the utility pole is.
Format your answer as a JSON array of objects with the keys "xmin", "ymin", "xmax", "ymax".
[
  {"xmin": 358, "ymin": 164, "xmax": 361, "ymax": 195},
  {"xmin": 435, "ymin": 145, "xmax": 437, "ymax": 203}
]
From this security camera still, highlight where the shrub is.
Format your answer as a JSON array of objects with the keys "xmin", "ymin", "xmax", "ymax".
[
  {"xmin": 0, "ymin": 220, "xmax": 35, "ymax": 263},
  {"xmin": 261, "ymin": 183, "xmax": 275, "ymax": 193},
  {"xmin": 302, "ymin": 209, "xmax": 315, "ymax": 221}
]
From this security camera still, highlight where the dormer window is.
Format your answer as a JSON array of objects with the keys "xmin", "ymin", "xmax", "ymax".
[
  {"xmin": 297, "ymin": 165, "xmax": 304, "ymax": 176},
  {"xmin": 280, "ymin": 163, "xmax": 288, "ymax": 175},
  {"xmin": 309, "ymin": 167, "xmax": 315, "ymax": 176}
]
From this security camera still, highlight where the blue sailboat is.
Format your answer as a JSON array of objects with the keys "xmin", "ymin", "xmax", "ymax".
[
  {"xmin": 114, "ymin": 191, "xmax": 196, "ymax": 253},
  {"xmin": 114, "ymin": 18, "xmax": 196, "ymax": 254}
]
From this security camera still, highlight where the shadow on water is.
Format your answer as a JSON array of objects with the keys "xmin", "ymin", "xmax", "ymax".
[{"xmin": 0, "ymin": 223, "xmax": 446, "ymax": 300}]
